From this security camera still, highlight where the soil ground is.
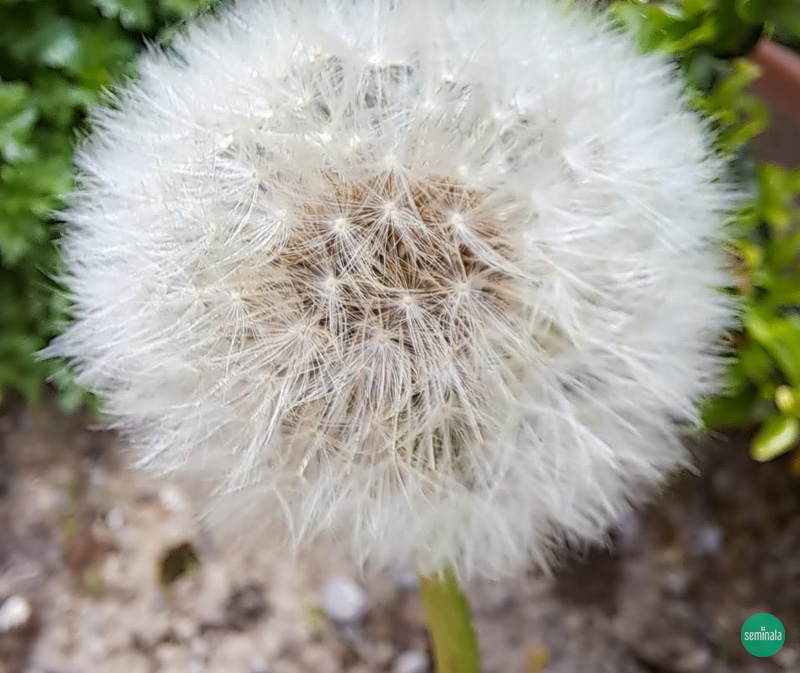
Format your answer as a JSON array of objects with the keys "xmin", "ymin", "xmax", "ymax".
[{"xmin": 1, "ymin": 398, "xmax": 799, "ymax": 673}]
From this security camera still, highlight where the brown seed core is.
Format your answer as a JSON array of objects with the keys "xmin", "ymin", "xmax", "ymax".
[{"xmin": 277, "ymin": 171, "xmax": 517, "ymax": 348}]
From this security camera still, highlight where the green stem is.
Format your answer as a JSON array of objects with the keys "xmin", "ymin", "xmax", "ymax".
[{"xmin": 418, "ymin": 567, "xmax": 482, "ymax": 673}]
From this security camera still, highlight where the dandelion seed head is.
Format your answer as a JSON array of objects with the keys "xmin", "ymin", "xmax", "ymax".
[{"xmin": 50, "ymin": 0, "xmax": 734, "ymax": 578}]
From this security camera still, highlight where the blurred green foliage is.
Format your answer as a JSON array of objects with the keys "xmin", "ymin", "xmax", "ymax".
[
  {"xmin": 0, "ymin": 0, "xmax": 211, "ymax": 409},
  {"xmin": 613, "ymin": 0, "xmax": 800, "ymax": 462}
]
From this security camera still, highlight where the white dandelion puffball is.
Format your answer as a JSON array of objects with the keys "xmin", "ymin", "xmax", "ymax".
[{"xmin": 52, "ymin": 0, "xmax": 733, "ymax": 578}]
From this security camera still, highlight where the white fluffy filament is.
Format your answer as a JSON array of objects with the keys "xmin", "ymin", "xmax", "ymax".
[{"xmin": 50, "ymin": 0, "xmax": 734, "ymax": 578}]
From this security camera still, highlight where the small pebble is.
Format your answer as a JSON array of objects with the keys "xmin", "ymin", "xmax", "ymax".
[
  {"xmin": 662, "ymin": 571, "xmax": 689, "ymax": 597},
  {"xmin": 190, "ymin": 638, "xmax": 210, "ymax": 661},
  {"xmin": 89, "ymin": 614, "xmax": 105, "ymax": 635},
  {"xmin": 106, "ymin": 507, "xmax": 125, "ymax": 531},
  {"xmin": 149, "ymin": 592, "xmax": 167, "ymax": 612},
  {"xmin": 374, "ymin": 641, "xmax": 396, "ymax": 668},
  {"xmin": 393, "ymin": 650, "xmax": 430, "ymax": 673},
  {"xmin": 89, "ymin": 466, "xmax": 107, "ymax": 487},
  {"xmin": 615, "ymin": 511, "xmax": 643, "ymax": 553},
  {"xmin": 394, "ymin": 565, "xmax": 419, "ymax": 592},
  {"xmin": 250, "ymin": 657, "xmax": 271, "ymax": 673},
  {"xmin": 689, "ymin": 524, "xmax": 723, "ymax": 558},
  {"xmin": 320, "ymin": 577, "xmax": 368, "ymax": 624},
  {"xmin": 159, "ymin": 484, "xmax": 188, "ymax": 513},
  {"xmin": 174, "ymin": 617, "xmax": 197, "ymax": 640},
  {"xmin": 675, "ymin": 648, "xmax": 711, "ymax": 672},
  {"xmin": 397, "ymin": 594, "xmax": 425, "ymax": 628},
  {"xmin": 0, "ymin": 595, "xmax": 33, "ymax": 632},
  {"xmin": 775, "ymin": 647, "xmax": 799, "ymax": 669}
]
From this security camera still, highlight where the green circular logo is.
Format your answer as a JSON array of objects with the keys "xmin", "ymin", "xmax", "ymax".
[{"xmin": 741, "ymin": 613, "xmax": 785, "ymax": 657}]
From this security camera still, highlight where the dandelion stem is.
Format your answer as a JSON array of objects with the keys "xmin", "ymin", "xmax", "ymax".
[{"xmin": 418, "ymin": 567, "xmax": 482, "ymax": 673}]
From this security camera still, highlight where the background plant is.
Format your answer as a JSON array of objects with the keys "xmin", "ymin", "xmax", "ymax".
[
  {"xmin": 612, "ymin": 0, "xmax": 800, "ymax": 464},
  {"xmin": 0, "ymin": 0, "xmax": 210, "ymax": 410}
]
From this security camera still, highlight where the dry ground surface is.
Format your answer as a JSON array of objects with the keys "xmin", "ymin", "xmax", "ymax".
[{"xmin": 1, "ymin": 398, "xmax": 799, "ymax": 673}]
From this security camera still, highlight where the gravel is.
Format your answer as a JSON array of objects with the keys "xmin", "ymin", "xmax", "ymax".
[
  {"xmin": 393, "ymin": 650, "xmax": 430, "ymax": 673},
  {"xmin": 0, "ymin": 595, "xmax": 32, "ymax": 633},
  {"xmin": 321, "ymin": 577, "xmax": 369, "ymax": 624}
]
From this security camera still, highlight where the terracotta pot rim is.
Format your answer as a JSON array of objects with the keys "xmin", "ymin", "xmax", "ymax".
[{"xmin": 749, "ymin": 39, "xmax": 800, "ymax": 122}]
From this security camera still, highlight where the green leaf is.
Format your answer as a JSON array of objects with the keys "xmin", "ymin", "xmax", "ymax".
[
  {"xmin": 1, "ymin": 11, "xmax": 81, "ymax": 69},
  {"xmin": 762, "ymin": 275, "xmax": 800, "ymax": 309},
  {"xmin": 158, "ymin": 0, "xmax": 214, "ymax": 18},
  {"xmin": 93, "ymin": 0, "xmax": 155, "ymax": 31},
  {"xmin": 738, "ymin": 341, "xmax": 775, "ymax": 383},
  {"xmin": 750, "ymin": 414, "xmax": 799, "ymax": 461},
  {"xmin": 0, "ymin": 105, "xmax": 37, "ymax": 162},
  {"xmin": 0, "ymin": 80, "xmax": 39, "ymax": 162},
  {"xmin": 772, "ymin": 3, "xmax": 800, "ymax": 39},
  {"xmin": 611, "ymin": 3, "xmax": 700, "ymax": 54},
  {"xmin": 702, "ymin": 390, "xmax": 759, "ymax": 428},
  {"xmin": 745, "ymin": 309, "xmax": 800, "ymax": 388},
  {"xmin": 0, "ymin": 80, "xmax": 29, "ymax": 109},
  {"xmin": 756, "ymin": 164, "xmax": 800, "ymax": 231},
  {"xmin": 31, "ymin": 75, "xmax": 97, "ymax": 127},
  {"xmin": 735, "ymin": 0, "xmax": 771, "ymax": 25},
  {"xmin": 695, "ymin": 60, "xmax": 768, "ymax": 152},
  {"xmin": 682, "ymin": 50, "xmax": 720, "ymax": 90},
  {"xmin": 683, "ymin": 0, "xmax": 716, "ymax": 20},
  {"xmin": 749, "ymin": 0, "xmax": 800, "ymax": 39},
  {"xmin": 774, "ymin": 386, "xmax": 800, "ymax": 417}
]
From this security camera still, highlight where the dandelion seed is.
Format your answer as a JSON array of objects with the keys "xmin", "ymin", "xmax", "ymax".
[{"xmin": 49, "ymin": 0, "xmax": 734, "ymax": 579}]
